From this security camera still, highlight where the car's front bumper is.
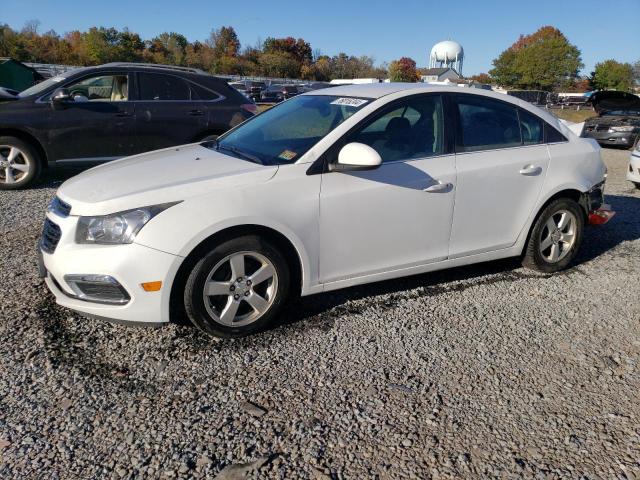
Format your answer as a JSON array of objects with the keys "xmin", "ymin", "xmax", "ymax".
[
  {"xmin": 583, "ymin": 130, "xmax": 637, "ymax": 148},
  {"xmin": 628, "ymin": 150, "xmax": 640, "ymax": 184},
  {"xmin": 40, "ymin": 211, "xmax": 180, "ymax": 325}
]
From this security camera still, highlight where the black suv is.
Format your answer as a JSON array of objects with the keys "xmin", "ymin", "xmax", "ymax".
[{"xmin": 0, "ymin": 63, "xmax": 257, "ymax": 189}]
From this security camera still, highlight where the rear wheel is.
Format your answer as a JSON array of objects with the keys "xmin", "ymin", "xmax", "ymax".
[
  {"xmin": 184, "ymin": 235, "xmax": 290, "ymax": 338},
  {"xmin": 522, "ymin": 198, "xmax": 584, "ymax": 273},
  {"xmin": 0, "ymin": 136, "xmax": 41, "ymax": 190}
]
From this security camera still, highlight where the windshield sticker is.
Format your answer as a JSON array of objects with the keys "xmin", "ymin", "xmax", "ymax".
[
  {"xmin": 330, "ymin": 97, "xmax": 368, "ymax": 108},
  {"xmin": 277, "ymin": 150, "xmax": 298, "ymax": 161}
]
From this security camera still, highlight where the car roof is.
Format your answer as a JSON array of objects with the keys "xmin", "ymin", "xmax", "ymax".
[{"xmin": 303, "ymin": 82, "xmax": 564, "ymax": 128}]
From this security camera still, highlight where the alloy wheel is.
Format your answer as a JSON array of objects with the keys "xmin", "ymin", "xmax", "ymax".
[
  {"xmin": 0, "ymin": 145, "xmax": 31, "ymax": 185},
  {"xmin": 202, "ymin": 251, "xmax": 278, "ymax": 327},
  {"xmin": 539, "ymin": 209, "xmax": 577, "ymax": 263}
]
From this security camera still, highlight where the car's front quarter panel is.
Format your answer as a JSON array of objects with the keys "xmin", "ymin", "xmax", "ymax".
[{"xmin": 133, "ymin": 163, "xmax": 322, "ymax": 296}]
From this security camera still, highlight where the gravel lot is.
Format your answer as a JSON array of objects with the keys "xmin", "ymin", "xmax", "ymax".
[{"xmin": 1, "ymin": 149, "xmax": 639, "ymax": 479}]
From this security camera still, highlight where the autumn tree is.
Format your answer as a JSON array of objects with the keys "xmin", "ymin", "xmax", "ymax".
[
  {"xmin": 388, "ymin": 57, "xmax": 418, "ymax": 82},
  {"xmin": 468, "ymin": 73, "xmax": 492, "ymax": 84},
  {"xmin": 590, "ymin": 59, "xmax": 635, "ymax": 92},
  {"xmin": 490, "ymin": 26, "xmax": 583, "ymax": 91}
]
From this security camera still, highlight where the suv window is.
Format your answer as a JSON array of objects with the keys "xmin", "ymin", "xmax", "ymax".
[
  {"xmin": 348, "ymin": 95, "xmax": 444, "ymax": 163},
  {"xmin": 190, "ymin": 82, "xmax": 220, "ymax": 101},
  {"xmin": 456, "ymin": 95, "xmax": 521, "ymax": 151},
  {"xmin": 519, "ymin": 109, "xmax": 543, "ymax": 145},
  {"xmin": 64, "ymin": 75, "xmax": 128, "ymax": 102},
  {"xmin": 139, "ymin": 73, "xmax": 190, "ymax": 101}
]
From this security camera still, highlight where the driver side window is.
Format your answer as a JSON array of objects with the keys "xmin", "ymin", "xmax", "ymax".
[
  {"xmin": 64, "ymin": 75, "xmax": 129, "ymax": 102},
  {"xmin": 348, "ymin": 95, "xmax": 444, "ymax": 163}
]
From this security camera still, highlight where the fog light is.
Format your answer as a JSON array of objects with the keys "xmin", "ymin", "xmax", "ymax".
[
  {"xmin": 64, "ymin": 274, "xmax": 130, "ymax": 305},
  {"xmin": 141, "ymin": 281, "xmax": 162, "ymax": 292}
]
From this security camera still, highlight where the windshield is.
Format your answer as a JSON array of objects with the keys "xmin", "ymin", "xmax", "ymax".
[
  {"xmin": 18, "ymin": 69, "xmax": 83, "ymax": 98},
  {"xmin": 210, "ymin": 95, "xmax": 370, "ymax": 165}
]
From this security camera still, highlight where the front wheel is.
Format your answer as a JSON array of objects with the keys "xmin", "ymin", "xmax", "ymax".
[
  {"xmin": 522, "ymin": 198, "xmax": 584, "ymax": 273},
  {"xmin": 184, "ymin": 235, "xmax": 290, "ymax": 338},
  {"xmin": 0, "ymin": 136, "xmax": 41, "ymax": 190}
]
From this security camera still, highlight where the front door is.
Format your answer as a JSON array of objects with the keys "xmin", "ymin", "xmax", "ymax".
[
  {"xmin": 319, "ymin": 94, "xmax": 456, "ymax": 283},
  {"xmin": 46, "ymin": 73, "xmax": 136, "ymax": 162},
  {"xmin": 449, "ymin": 94, "xmax": 550, "ymax": 257},
  {"xmin": 133, "ymin": 72, "xmax": 207, "ymax": 153}
]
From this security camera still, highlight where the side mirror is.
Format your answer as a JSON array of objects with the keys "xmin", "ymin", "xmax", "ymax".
[
  {"xmin": 51, "ymin": 88, "xmax": 71, "ymax": 110},
  {"xmin": 329, "ymin": 142, "xmax": 382, "ymax": 172}
]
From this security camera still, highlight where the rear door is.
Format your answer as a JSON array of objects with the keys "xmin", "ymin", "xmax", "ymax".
[
  {"xmin": 449, "ymin": 94, "xmax": 550, "ymax": 257},
  {"xmin": 133, "ymin": 72, "xmax": 207, "ymax": 152}
]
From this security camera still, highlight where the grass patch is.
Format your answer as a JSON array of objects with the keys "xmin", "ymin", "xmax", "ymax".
[{"xmin": 548, "ymin": 108, "xmax": 596, "ymax": 123}]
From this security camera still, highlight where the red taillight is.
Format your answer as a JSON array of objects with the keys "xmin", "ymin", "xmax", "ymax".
[
  {"xmin": 241, "ymin": 103, "xmax": 258, "ymax": 115},
  {"xmin": 588, "ymin": 205, "xmax": 615, "ymax": 225}
]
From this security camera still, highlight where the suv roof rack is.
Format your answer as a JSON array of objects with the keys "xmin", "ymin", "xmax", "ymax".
[{"xmin": 101, "ymin": 62, "xmax": 208, "ymax": 75}]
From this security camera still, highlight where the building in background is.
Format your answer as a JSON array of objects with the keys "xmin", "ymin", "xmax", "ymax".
[{"xmin": 420, "ymin": 67, "xmax": 461, "ymax": 83}]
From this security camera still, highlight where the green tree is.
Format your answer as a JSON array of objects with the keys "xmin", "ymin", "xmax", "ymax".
[
  {"xmin": 591, "ymin": 59, "xmax": 635, "ymax": 92},
  {"xmin": 490, "ymin": 26, "xmax": 583, "ymax": 91},
  {"xmin": 388, "ymin": 57, "xmax": 418, "ymax": 82},
  {"xmin": 207, "ymin": 26, "xmax": 240, "ymax": 58}
]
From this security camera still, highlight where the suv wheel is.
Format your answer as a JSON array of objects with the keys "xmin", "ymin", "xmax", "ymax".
[
  {"xmin": 0, "ymin": 136, "xmax": 41, "ymax": 190},
  {"xmin": 522, "ymin": 198, "xmax": 584, "ymax": 273},
  {"xmin": 184, "ymin": 235, "xmax": 290, "ymax": 338}
]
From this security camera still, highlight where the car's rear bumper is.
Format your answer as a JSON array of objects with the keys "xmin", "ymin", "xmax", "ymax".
[{"xmin": 583, "ymin": 131, "xmax": 637, "ymax": 148}]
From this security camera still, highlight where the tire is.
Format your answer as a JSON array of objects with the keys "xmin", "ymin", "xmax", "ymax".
[
  {"xmin": 522, "ymin": 198, "xmax": 584, "ymax": 273},
  {"xmin": 0, "ymin": 136, "xmax": 42, "ymax": 190},
  {"xmin": 184, "ymin": 235, "xmax": 290, "ymax": 338}
]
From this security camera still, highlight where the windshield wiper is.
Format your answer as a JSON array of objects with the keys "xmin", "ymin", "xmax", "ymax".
[{"xmin": 216, "ymin": 143, "xmax": 262, "ymax": 164}]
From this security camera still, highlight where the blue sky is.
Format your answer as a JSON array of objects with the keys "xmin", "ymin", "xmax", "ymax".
[{"xmin": 2, "ymin": 0, "xmax": 639, "ymax": 75}]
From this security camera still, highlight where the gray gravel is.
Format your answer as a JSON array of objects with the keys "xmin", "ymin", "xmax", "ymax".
[{"xmin": 1, "ymin": 150, "xmax": 639, "ymax": 479}]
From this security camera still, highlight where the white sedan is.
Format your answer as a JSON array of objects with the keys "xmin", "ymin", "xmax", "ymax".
[
  {"xmin": 40, "ymin": 83, "xmax": 613, "ymax": 337},
  {"xmin": 629, "ymin": 142, "xmax": 640, "ymax": 189}
]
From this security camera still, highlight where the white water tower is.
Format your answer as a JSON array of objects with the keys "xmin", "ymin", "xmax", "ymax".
[{"xmin": 429, "ymin": 40, "xmax": 464, "ymax": 75}]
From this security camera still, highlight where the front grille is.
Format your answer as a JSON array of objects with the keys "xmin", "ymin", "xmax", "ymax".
[
  {"xmin": 595, "ymin": 125, "xmax": 611, "ymax": 132},
  {"xmin": 47, "ymin": 196, "xmax": 71, "ymax": 217},
  {"xmin": 40, "ymin": 219, "xmax": 62, "ymax": 254}
]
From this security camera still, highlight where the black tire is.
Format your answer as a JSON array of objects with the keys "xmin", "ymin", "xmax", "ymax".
[
  {"xmin": 0, "ymin": 136, "xmax": 42, "ymax": 190},
  {"xmin": 184, "ymin": 235, "xmax": 290, "ymax": 338},
  {"xmin": 522, "ymin": 198, "xmax": 584, "ymax": 273}
]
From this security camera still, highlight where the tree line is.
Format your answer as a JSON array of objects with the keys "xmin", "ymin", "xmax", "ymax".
[
  {"xmin": 1, "ymin": 22, "xmax": 638, "ymax": 91},
  {"xmin": 0, "ymin": 22, "xmax": 387, "ymax": 81}
]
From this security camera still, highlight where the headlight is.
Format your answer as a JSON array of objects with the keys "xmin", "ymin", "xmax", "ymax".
[
  {"xmin": 609, "ymin": 126, "xmax": 635, "ymax": 132},
  {"xmin": 75, "ymin": 202, "xmax": 180, "ymax": 244}
]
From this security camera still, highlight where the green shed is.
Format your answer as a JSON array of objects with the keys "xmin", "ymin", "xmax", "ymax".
[{"xmin": 0, "ymin": 58, "xmax": 44, "ymax": 92}]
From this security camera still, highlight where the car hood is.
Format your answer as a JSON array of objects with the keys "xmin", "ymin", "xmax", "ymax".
[
  {"xmin": 58, "ymin": 143, "xmax": 278, "ymax": 216},
  {"xmin": 589, "ymin": 90, "xmax": 640, "ymax": 114}
]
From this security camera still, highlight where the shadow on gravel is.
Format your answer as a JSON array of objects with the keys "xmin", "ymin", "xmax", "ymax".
[
  {"xmin": 576, "ymin": 193, "xmax": 640, "ymax": 264},
  {"xmin": 30, "ymin": 167, "xmax": 85, "ymax": 190}
]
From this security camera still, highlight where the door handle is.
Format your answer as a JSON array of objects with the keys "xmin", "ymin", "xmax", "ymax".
[
  {"xmin": 188, "ymin": 109, "xmax": 204, "ymax": 116},
  {"xmin": 423, "ymin": 181, "xmax": 453, "ymax": 193},
  {"xmin": 519, "ymin": 164, "xmax": 542, "ymax": 175}
]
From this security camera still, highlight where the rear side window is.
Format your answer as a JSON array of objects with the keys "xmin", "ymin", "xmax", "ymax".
[
  {"xmin": 456, "ymin": 96, "xmax": 522, "ymax": 151},
  {"xmin": 190, "ymin": 83, "xmax": 220, "ymax": 101},
  {"xmin": 138, "ymin": 73, "xmax": 190, "ymax": 101},
  {"xmin": 545, "ymin": 123, "xmax": 568, "ymax": 143},
  {"xmin": 519, "ymin": 109, "xmax": 543, "ymax": 145}
]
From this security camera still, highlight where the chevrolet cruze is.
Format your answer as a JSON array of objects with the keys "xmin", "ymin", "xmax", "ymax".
[{"xmin": 40, "ymin": 83, "xmax": 612, "ymax": 337}]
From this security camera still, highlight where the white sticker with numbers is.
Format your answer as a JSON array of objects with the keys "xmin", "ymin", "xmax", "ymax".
[{"xmin": 330, "ymin": 97, "xmax": 368, "ymax": 107}]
